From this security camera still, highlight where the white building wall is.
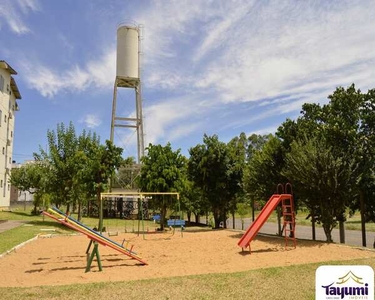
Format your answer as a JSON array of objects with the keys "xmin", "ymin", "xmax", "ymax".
[{"xmin": 0, "ymin": 66, "xmax": 18, "ymax": 209}]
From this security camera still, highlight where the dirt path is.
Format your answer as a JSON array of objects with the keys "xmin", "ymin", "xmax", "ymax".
[{"xmin": 0, "ymin": 230, "xmax": 374, "ymax": 287}]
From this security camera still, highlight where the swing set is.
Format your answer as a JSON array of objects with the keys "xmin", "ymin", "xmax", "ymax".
[{"xmin": 99, "ymin": 192, "xmax": 183, "ymax": 238}]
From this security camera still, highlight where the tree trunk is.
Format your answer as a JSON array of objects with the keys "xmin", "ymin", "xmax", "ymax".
[
  {"xmin": 194, "ymin": 213, "xmax": 200, "ymax": 224},
  {"xmin": 251, "ymin": 199, "xmax": 255, "ymax": 222},
  {"xmin": 360, "ymin": 190, "xmax": 366, "ymax": 247},
  {"xmin": 311, "ymin": 209, "xmax": 316, "ymax": 241},
  {"xmin": 277, "ymin": 206, "xmax": 282, "ymax": 236},
  {"xmin": 66, "ymin": 203, "xmax": 70, "ymax": 215},
  {"xmin": 213, "ymin": 208, "xmax": 221, "ymax": 229},
  {"xmin": 77, "ymin": 202, "xmax": 81, "ymax": 222},
  {"xmin": 222, "ymin": 210, "xmax": 227, "ymax": 229},
  {"xmin": 187, "ymin": 211, "xmax": 191, "ymax": 224},
  {"xmin": 323, "ymin": 224, "xmax": 333, "ymax": 243},
  {"xmin": 232, "ymin": 211, "xmax": 235, "ymax": 229},
  {"xmin": 339, "ymin": 220, "xmax": 345, "ymax": 244}
]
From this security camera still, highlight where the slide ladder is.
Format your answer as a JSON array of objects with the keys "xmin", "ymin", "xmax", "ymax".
[{"xmin": 281, "ymin": 195, "xmax": 296, "ymax": 248}]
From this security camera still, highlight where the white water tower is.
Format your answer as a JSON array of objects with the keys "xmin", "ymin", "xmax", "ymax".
[{"xmin": 110, "ymin": 23, "xmax": 144, "ymax": 163}]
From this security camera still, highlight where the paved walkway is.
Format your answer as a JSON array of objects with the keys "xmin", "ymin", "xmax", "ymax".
[
  {"xmin": 0, "ymin": 220, "xmax": 26, "ymax": 233},
  {"xmin": 226, "ymin": 218, "xmax": 375, "ymax": 249}
]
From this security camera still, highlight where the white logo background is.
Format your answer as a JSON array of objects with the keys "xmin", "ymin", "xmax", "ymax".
[{"xmin": 316, "ymin": 265, "xmax": 374, "ymax": 300}]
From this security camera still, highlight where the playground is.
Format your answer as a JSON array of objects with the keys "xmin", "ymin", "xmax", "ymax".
[{"xmin": 1, "ymin": 229, "xmax": 375, "ymax": 287}]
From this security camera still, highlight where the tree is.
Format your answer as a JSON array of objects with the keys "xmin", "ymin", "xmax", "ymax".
[
  {"xmin": 34, "ymin": 122, "xmax": 78, "ymax": 211},
  {"xmin": 138, "ymin": 143, "xmax": 185, "ymax": 230},
  {"xmin": 278, "ymin": 84, "xmax": 372, "ymax": 243},
  {"xmin": 10, "ymin": 162, "xmax": 50, "ymax": 214},
  {"xmin": 188, "ymin": 134, "xmax": 232, "ymax": 228},
  {"xmin": 34, "ymin": 122, "xmax": 123, "ymax": 224},
  {"xmin": 227, "ymin": 132, "xmax": 247, "ymax": 228},
  {"xmin": 243, "ymin": 135, "xmax": 285, "ymax": 201},
  {"xmin": 283, "ymin": 136, "xmax": 356, "ymax": 242}
]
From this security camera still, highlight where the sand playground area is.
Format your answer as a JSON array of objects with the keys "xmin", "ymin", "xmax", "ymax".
[{"xmin": 1, "ymin": 229, "xmax": 374, "ymax": 287}]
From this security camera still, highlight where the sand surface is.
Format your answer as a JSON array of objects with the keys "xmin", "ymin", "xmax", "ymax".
[{"xmin": 1, "ymin": 230, "xmax": 374, "ymax": 287}]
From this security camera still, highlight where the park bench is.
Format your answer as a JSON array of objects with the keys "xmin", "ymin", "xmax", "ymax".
[
  {"xmin": 152, "ymin": 214, "xmax": 161, "ymax": 223},
  {"xmin": 167, "ymin": 219, "xmax": 185, "ymax": 227}
]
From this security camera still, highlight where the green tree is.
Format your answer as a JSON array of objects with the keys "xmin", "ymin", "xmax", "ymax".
[
  {"xmin": 34, "ymin": 122, "xmax": 78, "ymax": 212},
  {"xmin": 227, "ymin": 132, "xmax": 247, "ymax": 228},
  {"xmin": 188, "ymin": 134, "xmax": 231, "ymax": 228},
  {"xmin": 34, "ymin": 122, "xmax": 123, "ymax": 224},
  {"xmin": 10, "ymin": 162, "xmax": 50, "ymax": 214},
  {"xmin": 138, "ymin": 143, "xmax": 185, "ymax": 230},
  {"xmin": 243, "ymin": 135, "xmax": 285, "ymax": 201},
  {"xmin": 283, "ymin": 136, "xmax": 356, "ymax": 242},
  {"xmin": 278, "ymin": 84, "xmax": 370, "ymax": 243}
]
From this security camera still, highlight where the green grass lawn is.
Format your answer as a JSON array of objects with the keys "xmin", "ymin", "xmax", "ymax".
[
  {"xmin": 0, "ymin": 210, "xmax": 168, "ymax": 255},
  {"xmin": 0, "ymin": 257, "xmax": 373, "ymax": 299}
]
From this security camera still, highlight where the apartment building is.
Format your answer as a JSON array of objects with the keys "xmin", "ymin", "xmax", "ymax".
[{"xmin": 0, "ymin": 60, "xmax": 21, "ymax": 209}]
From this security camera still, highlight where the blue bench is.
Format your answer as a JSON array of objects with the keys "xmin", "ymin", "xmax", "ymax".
[
  {"xmin": 167, "ymin": 219, "xmax": 185, "ymax": 227},
  {"xmin": 152, "ymin": 215, "xmax": 161, "ymax": 223}
]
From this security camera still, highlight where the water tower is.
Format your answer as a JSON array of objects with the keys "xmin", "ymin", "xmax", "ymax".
[{"xmin": 110, "ymin": 23, "xmax": 145, "ymax": 163}]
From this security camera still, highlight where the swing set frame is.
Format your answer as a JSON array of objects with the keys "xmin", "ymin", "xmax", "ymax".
[{"xmin": 99, "ymin": 192, "xmax": 182, "ymax": 238}]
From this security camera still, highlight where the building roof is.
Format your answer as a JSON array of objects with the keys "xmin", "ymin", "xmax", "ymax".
[
  {"xmin": 0, "ymin": 60, "xmax": 17, "ymax": 75},
  {"xmin": 10, "ymin": 76, "xmax": 22, "ymax": 99}
]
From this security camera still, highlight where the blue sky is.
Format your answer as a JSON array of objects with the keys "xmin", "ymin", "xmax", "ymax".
[{"xmin": 1, "ymin": 0, "xmax": 375, "ymax": 162}]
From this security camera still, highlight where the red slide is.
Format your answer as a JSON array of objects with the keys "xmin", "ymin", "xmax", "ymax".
[{"xmin": 238, "ymin": 194, "xmax": 290, "ymax": 249}]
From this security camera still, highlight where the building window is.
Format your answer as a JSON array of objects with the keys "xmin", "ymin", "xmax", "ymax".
[
  {"xmin": 4, "ymin": 115, "xmax": 6, "ymax": 123},
  {"xmin": 9, "ymin": 157, "xmax": 11, "ymax": 164},
  {"xmin": 0, "ymin": 75, "xmax": 4, "ymax": 92},
  {"xmin": 11, "ymin": 131, "xmax": 13, "ymax": 137},
  {"xmin": 0, "ymin": 180, "xmax": 3, "ymax": 188},
  {"xmin": 8, "ymin": 184, "xmax": 10, "ymax": 191},
  {"xmin": 2, "ymin": 147, "xmax": 4, "ymax": 155}
]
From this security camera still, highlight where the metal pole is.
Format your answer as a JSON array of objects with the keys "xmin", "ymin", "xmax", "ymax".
[
  {"xmin": 178, "ymin": 194, "xmax": 183, "ymax": 237},
  {"xmin": 99, "ymin": 195, "xmax": 103, "ymax": 234},
  {"xmin": 110, "ymin": 81, "xmax": 118, "ymax": 143},
  {"xmin": 136, "ymin": 85, "xmax": 145, "ymax": 162},
  {"xmin": 140, "ymin": 194, "xmax": 145, "ymax": 240}
]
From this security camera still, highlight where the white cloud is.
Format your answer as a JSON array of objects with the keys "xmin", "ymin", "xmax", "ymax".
[
  {"xmin": 0, "ymin": 0, "xmax": 39, "ymax": 34},
  {"xmin": 143, "ymin": 96, "xmax": 198, "ymax": 145},
  {"xmin": 81, "ymin": 114, "xmax": 102, "ymax": 129},
  {"xmin": 250, "ymin": 125, "xmax": 279, "ymax": 136},
  {"xmin": 21, "ymin": 49, "xmax": 115, "ymax": 97}
]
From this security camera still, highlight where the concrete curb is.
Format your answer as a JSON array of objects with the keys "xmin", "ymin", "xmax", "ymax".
[
  {"xmin": 0, "ymin": 232, "xmax": 81, "ymax": 259},
  {"xmin": 0, "ymin": 235, "xmax": 40, "ymax": 259}
]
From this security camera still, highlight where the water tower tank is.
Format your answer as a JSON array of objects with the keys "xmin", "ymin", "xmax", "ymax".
[{"xmin": 116, "ymin": 25, "xmax": 139, "ymax": 83}]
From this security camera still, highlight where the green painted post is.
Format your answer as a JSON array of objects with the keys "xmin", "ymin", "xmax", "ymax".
[
  {"xmin": 85, "ymin": 240, "xmax": 93, "ymax": 254},
  {"xmin": 96, "ymin": 243, "xmax": 103, "ymax": 271},
  {"xmin": 85, "ymin": 242, "xmax": 102, "ymax": 273}
]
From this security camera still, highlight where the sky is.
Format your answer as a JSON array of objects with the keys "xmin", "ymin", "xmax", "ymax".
[{"xmin": 1, "ymin": 0, "xmax": 375, "ymax": 162}]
